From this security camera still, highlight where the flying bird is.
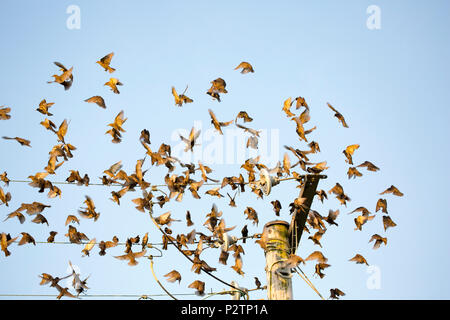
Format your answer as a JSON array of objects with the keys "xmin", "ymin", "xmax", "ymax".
[
  {"xmin": 329, "ymin": 288, "xmax": 345, "ymax": 300},
  {"xmin": 369, "ymin": 234, "xmax": 387, "ymax": 249},
  {"xmin": 357, "ymin": 161, "xmax": 380, "ymax": 172},
  {"xmin": 234, "ymin": 61, "xmax": 254, "ymax": 74},
  {"xmin": 0, "ymin": 106, "xmax": 11, "ymax": 120},
  {"xmin": 383, "ymin": 215, "xmax": 397, "ymax": 231},
  {"xmin": 172, "ymin": 86, "xmax": 193, "ymax": 107},
  {"xmin": 376, "ymin": 198, "xmax": 388, "ymax": 213},
  {"xmin": 327, "ymin": 102, "xmax": 348, "ymax": 128},
  {"xmin": 208, "ymin": 109, "xmax": 233, "ymax": 135},
  {"xmin": 104, "ymin": 78, "xmax": 123, "ymax": 94},
  {"xmin": 179, "ymin": 127, "xmax": 201, "ymax": 152},
  {"xmin": 0, "ymin": 187, "xmax": 12, "ymax": 206},
  {"xmin": 84, "ymin": 96, "xmax": 106, "ymax": 109},
  {"xmin": 164, "ymin": 270, "xmax": 182, "ymax": 284},
  {"xmin": 48, "ymin": 62, "xmax": 73, "ymax": 90},
  {"xmin": 349, "ymin": 254, "xmax": 369, "ymax": 265},
  {"xmin": 114, "ymin": 249, "xmax": 147, "ymax": 266},
  {"xmin": 2, "ymin": 136, "xmax": 31, "ymax": 147},
  {"xmin": 36, "ymin": 99, "xmax": 55, "ymax": 116},
  {"xmin": 343, "ymin": 144, "xmax": 360, "ymax": 165},
  {"xmin": 96, "ymin": 52, "xmax": 116, "ymax": 73},
  {"xmin": 380, "ymin": 185, "xmax": 404, "ymax": 197}
]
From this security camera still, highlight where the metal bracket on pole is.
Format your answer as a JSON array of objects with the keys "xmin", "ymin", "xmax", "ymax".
[{"xmin": 288, "ymin": 174, "xmax": 326, "ymax": 255}]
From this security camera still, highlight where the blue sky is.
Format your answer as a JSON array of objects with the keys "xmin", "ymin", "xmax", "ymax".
[{"xmin": 0, "ymin": 0, "xmax": 449, "ymax": 300}]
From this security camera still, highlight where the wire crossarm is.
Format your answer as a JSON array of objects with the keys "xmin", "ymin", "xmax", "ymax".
[{"xmin": 288, "ymin": 174, "xmax": 326, "ymax": 254}]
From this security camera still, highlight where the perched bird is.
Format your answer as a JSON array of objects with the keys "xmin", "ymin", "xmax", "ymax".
[
  {"xmin": 241, "ymin": 225, "xmax": 248, "ymax": 243},
  {"xmin": 104, "ymin": 78, "xmax": 123, "ymax": 94},
  {"xmin": 96, "ymin": 52, "xmax": 116, "ymax": 73},
  {"xmin": 234, "ymin": 61, "xmax": 254, "ymax": 74},
  {"xmin": 84, "ymin": 96, "xmax": 106, "ymax": 109},
  {"xmin": 164, "ymin": 270, "xmax": 182, "ymax": 284},
  {"xmin": 349, "ymin": 254, "xmax": 369, "ymax": 265},
  {"xmin": 47, "ymin": 231, "xmax": 57, "ymax": 243},
  {"xmin": 327, "ymin": 102, "xmax": 349, "ymax": 128},
  {"xmin": 254, "ymin": 277, "xmax": 262, "ymax": 289},
  {"xmin": 380, "ymin": 185, "xmax": 404, "ymax": 197},
  {"xmin": 329, "ymin": 288, "xmax": 345, "ymax": 300},
  {"xmin": 2, "ymin": 136, "xmax": 31, "ymax": 147},
  {"xmin": 369, "ymin": 234, "xmax": 387, "ymax": 249},
  {"xmin": 172, "ymin": 86, "xmax": 193, "ymax": 107}
]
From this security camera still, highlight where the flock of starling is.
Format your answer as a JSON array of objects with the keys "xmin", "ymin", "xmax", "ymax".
[{"xmin": 0, "ymin": 53, "xmax": 403, "ymax": 300}]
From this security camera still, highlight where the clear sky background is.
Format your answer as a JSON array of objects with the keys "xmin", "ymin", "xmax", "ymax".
[{"xmin": 0, "ymin": 0, "xmax": 449, "ymax": 300}]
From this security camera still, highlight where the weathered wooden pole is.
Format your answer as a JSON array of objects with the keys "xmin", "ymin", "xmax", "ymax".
[{"xmin": 263, "ymin": 220, "xmax": 293, "ymax": 300}]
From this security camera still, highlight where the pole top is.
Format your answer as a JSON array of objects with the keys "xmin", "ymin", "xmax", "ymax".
[{"xmin": 264, "ymin": 220, "xmax": 290, "ymax": 229}]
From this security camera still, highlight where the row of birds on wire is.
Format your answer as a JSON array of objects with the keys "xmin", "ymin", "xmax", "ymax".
[{"xmin": 0, "ymin": 52, "xmax": 403, "ymax": 300}]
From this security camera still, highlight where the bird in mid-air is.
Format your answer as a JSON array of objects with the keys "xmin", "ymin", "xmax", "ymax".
[
  {"xmin": 96, "ymin": 52, "xmax": 116, "ymax": 73},
  {"xmin": 327, "ymin": 102, "xmax": 348, "ymax": 128},
  {"xmin": 234, "ymin": 61, "xmax": 254, "ymax": 74}
]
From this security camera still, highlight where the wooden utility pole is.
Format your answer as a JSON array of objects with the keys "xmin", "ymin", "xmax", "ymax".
[
  {"xmin": 262, "ymin": 174, "xmax": 327, "ymax": 300},
  {"xmin": 263, "ymin": 220, "xmax": 293, "ymax": 300}
]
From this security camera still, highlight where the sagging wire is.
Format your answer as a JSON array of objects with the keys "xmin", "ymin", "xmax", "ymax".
[
  {"xmin": 294, "ymin": 267, "xmax": 325, "ymax": 300},
  {"xmin": 149, "ymin": 209, "xmax": 249, "ymax": 300},
  {"xmin": 148, "ymin": 256, "xmax": 178, "ymax": 300}
]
